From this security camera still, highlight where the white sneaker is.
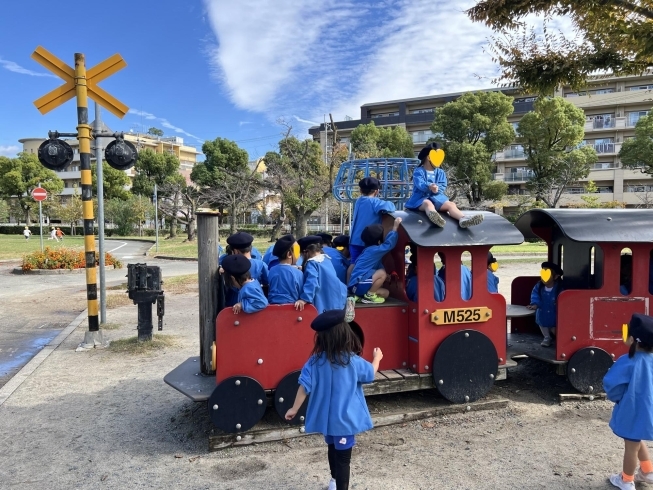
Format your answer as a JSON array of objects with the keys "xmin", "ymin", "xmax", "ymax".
[
  {"xmin": 459, "ymin": 214, "xmax": 484, "ymax": 229},
  {"xmin": 609, "ymin": 473, "xmax": 636, "ymax": 489},
  {"xmin": 426, "ymin": 210, "xmax": 445, "ymax": 227},
  {"xmin": 345, "ymin": 297, "xmax": 356, "ymax": 323},
  {"xmin": 635, "ymin": 468, "xmax": 653, "ymax": 483},
  {"xmin": 541, "ymin": 337, "xmax": 552, "ymax": 347},
  {"xmin": 328, "ymin": 477, "xmax": 336, "ymax": 490}
]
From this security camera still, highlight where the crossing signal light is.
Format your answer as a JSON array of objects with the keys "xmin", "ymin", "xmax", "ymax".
[
  {"xmin": 105, "ymin": 136, "xmax": 137, "ymax": 170},
  {"xmin": 37, "ymin": 138, "xmax": 74, "ymax": 170}
]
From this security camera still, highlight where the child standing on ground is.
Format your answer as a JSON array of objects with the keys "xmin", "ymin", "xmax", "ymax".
[
  {"xmin": 221, "ymin": 254, "xmax": 268, "ymax": 314},
  {"xmin": 285, "ymin": 309, "xmax": 382, "ymax": 490},
  {"xmin": 23, "ymin": 226, "xmax": 31, "ymax": 240},
  {"xmin": 267, "ymin": 234, "xmax": 303, "ymax": 305},
  {"xmin": 55, "ymin": 227, "xmax": 64, "ymax": 240},
  {"xmin": 487, "ymin": 252, "xmax": 500, "ymax": 293},
  {"xmin": 527, "ymin": 261, "xmax": 564, "ymax": 347},
  {"xmin": 348, "ymin": 217, "xmax": 401, "ymax": 304},
  {"xmin": 604, "ymin": 313, "xmax": 653, "ymax": 490},
  {"xmin": 405, "ymin": 142, "xmax": 484, "ymax": 229}
]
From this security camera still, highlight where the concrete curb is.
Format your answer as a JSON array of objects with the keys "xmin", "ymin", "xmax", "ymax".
[
  {"xmin": 12, "ymin": 265, "xmax": 116, "ymax": 275},
  {"xmin": 151, "ymin": 255, "xmax": 197, "ymax": 262},
  {"xmin": 0, "ymin": 310, "xmax": 87, "ymax": 407}
]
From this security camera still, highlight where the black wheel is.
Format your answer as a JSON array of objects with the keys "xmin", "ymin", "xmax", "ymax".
[
  {"xmin": 432, "ymin": 330, "xmax": 498, "ymax": 404},
  {"xmin": 207, "ymin": 376, "xmax": 266, "ymax": 433},
  {"xmin": 274, "ymin": 371, "xmax": 309, "ymax": 425},
  {"xmin": 567, "ymin": 347, "xmax": 613, "ymax": 394}
]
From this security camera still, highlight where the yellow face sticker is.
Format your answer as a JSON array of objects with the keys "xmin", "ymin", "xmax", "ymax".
[
  {"xmin": 292, "ymin": 243, "xmax": 300, "ymax": 260},
  {"xmin": 540, "ymin": 268, "xmax": 552, "ymax": 283},
  {"xmin": 336, "ymin": 246, "xmax": 345, "ymax": 251},
  {"xmin": 428, "ymin": 149, "xmax": 445, "ymax": 167},
  {"xmin": 623, "ymin": 323, "xmax": 629, "ymax": 343},
  {"xmin": 490, "ymin": 262, "xmax": 499, "ymax": 272}
]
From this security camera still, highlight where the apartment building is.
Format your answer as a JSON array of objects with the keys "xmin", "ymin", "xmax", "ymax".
[
  {"xmin": 19, "ymin": 123, "xmax": 201, "ymax": 196},
  {"xmin": 309, "ymin": 72, "xmax": 653, "ymax": 210}
]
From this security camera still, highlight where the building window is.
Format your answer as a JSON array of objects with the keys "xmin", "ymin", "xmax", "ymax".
[
  {"xmin": 409, "ymin": 108, "xmax": 435, "ymax": 114},
  {"xmin": 628, "ymin": 110, "xmax": 650, "ymax": 127},
  {"xmin": 411, "ymin": 130, "xmax": 436, "ymax": 144},
  {"xmin": 593, "ymin": 162, "xmax": 618, "ymax": 170},
  {"xmin": 582, "ymin": 138, "xmax": 615, "ymax": 153},
  {"xmin": 626, "ymin": 185, "xmax": 653, "ymax": 192},
  {"xmin": 586, "ymin": 113, "xmax": 615, "ymax": 129},
  {"xmin": 628, "ymin": 85, "xmax": 653, "ymax": 91},
  {"xmin": 504, "ymin": 144, "xmax": 525, "ymax": 159}
]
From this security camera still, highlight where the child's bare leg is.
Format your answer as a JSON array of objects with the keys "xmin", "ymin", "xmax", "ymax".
[
  {"xmin": 368, "ymin": 269, "xmax": 387, "ymax": 294},
  {"xmin": 419, "ymin": 200, "xmax": 445, "ymax": 227},
  {"xmin": 418, "ymin": 200, "xmax": 435, "ymax": 213},
  {"xmin": 440, "ymin": 201, "xmax": 464, "ymax": 220},
  {"xmin": 638, "ymin": 441, "xmax": 651, "ymax": 464},
  {"xmin": 623, "ymin": 440, "xmax": 641, "ymax": 476},
  {"xmin": 375, "ymin": 287, "xmax": 390, "ymax": 299},
  {"xmin": 441, "ymin": 201, "xmax": 484, "ymax": 228}
]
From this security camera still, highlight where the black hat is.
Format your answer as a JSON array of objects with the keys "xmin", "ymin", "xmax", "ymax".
[
  {"xmin": 541, "ymin": 261, "xmax": 563, "ymax": 276},
  {"xmin": 488, "ymin": 252, "xmax": 497, "ymax": 265},
  {"xmin": 359, "ymin": 177, "xmax": 380, "ymax": 192},
  {"xmin": 311, "ymin": 309, "xmax": 346, "ymax": 332},
  {"xmin": 417, "ymin": 142, "xmax": 441, "ymax": 163},
  {"xmin": 222, "ymin": 254, "xmax": 251, "ymax": 276},
  {"xmin": 273, "ymin": 234, "xmax": 296, "ymax": 258},
  {"xmin": 297, "ymin": 235, "xmax": 322, "ymax": 252},
  {"xmin": 333, "ymin": 235, "xmax": 349, "ymax": 248},
  {"xmin": 629, "ymin": 313, "xmax": 653, "ymax": 346},
  {"xmin": 226, "ymin": 231, "xmax": 254, "ymax": 250},
  {"xmin": 361, "ymin": 224, "xmax": 384, "ymax": 247},
  {"xmin": 317, "ymin": 233, "xmax": 333, "ymax": 244}
]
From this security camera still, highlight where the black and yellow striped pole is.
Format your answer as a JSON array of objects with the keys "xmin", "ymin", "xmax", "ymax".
[{"xmin": 74, "ymin": 53, "xmax": 99, "ymax": 332}]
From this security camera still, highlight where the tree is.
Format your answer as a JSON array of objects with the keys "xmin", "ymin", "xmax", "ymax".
[
  {"xmin": 350, "ymin": 122, "xmax": 415, "ymax": 158},
  {"xmin": 467, "ymin": 1, "xmax": 653, "ymax": 94},
  {"xmin": 105, "ymin": 195, "xmax": 154, "ymax": 236},
  {"xmin": 91, "ymin": 161, "xmax": 130, "ymax": 200},
  {"xmin": 158, "ymin": 179, "xmax": 210, "ymax": 241},
  {"xmin": 619, "ymin": 114, "xmax": 653, "ymax": 176},
  {"xmin": 147, "ymin": 127, "xmax": 164, "ymax": 137},
  {"xmin": 517, "ymin": 97, "xmax": 597, "ymax": 207},
  {"xmin": 0, "ymin": 152, "xmax": 64, "ymax": 224},
  {"xmin": 51, "ymin": 190, "xmax": 84, "ymax": 234},
  {"xmin": 191, "ymin": 137, "xmax": 262, "ymax": 234},
  {"xmin": 0, "ymin": 199, "xmax": 9, "ymax": 222},
  {"xmin": 431, "ymin": 91, "xmax": 515, "ymax": 206}
]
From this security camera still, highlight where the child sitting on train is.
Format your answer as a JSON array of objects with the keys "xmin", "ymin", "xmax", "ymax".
[
  {"xmin": 620, "ymin": 254, "xmax": 632, "ymax": 295},
  {"xmin": 437, "ymin": 253, "xmax": 472, "ymax": 301},
  {"xmin": 268, "ymin": 234, "xmax": 304, "ymax": 305},
  {"xmin": 221, "ymin": 232, "xmax": 269, "ymax": 307},
  {"xmin": 405, "ymin": 142, "xmax": 484, "ymax": 229},
  {"xmin": 527, "ymin": 261, "xmax": 564, "ymax": 347},
  {"xmin": 603, "ymin": 313, "xmax": 653, "ymax": 490},
  {"xmin": 348, "ymin": 217, "xmax": 402, "ymax": 304},
  {"xmin": 405, "ymin": 246, "xmax": 445, "ymax": 302},
  {"xmin": 321, "ymin": 235, "xmax": 351, "ymax": 285},
  {"xmin": 221, "ymin": 254, "xmax": 268, "ymax": 314},
  {"xmin": 487, "ymin": 252, "xmax": 499, "ymax": 293}
]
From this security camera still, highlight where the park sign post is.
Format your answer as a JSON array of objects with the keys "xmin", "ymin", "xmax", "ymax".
[
  {"xmin": 31, "ymin": 186, "xmax": 47, "ymax": 253},
  {"xmin": 31, "ymin": 46, "xmax": 136, "ymax": 346}
]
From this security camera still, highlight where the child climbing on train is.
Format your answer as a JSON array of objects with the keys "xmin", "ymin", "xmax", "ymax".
[
  {"xmin": 527, "ymin": 261, "xmax": 564, "ymax": 347},
  {"xmin": 322, "ymin": 235, "xmax": 351, "ymax": 285},
  {"xmin": 348, "ymin": 217, "xmax": 401, "ymax": 304},
  {"xmin": 405, "ymin": 142, "xmax": 484, "ymax": 229},
  {"xmin": 267, "ymin": 234, "xmax": 304, "ymax": 305},
  {"xmin": 487, "ymin": 252, "xmax": 499, "ymax": 293},
  {"xmin": 221, "ymin": 254, "xmax": 268, "ymax": 314},
  {"xmin": 604, "ymin": 313, "xmax": 653, "ymax": 490},
  {"xmin": 285, "ymin": 309, "xmax": 383, "ymax": 490}
]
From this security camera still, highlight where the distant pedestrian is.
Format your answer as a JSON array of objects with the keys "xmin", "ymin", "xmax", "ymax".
[
  {"xmin": 22, "ymin": 226, "xmax": 31, "ymax": 240},
  {"xmin": 49, "ymin": 226, "xmax": 58, "ymax": 241},
  {"xmin": 55, "ymin": 228, "xmax": 64, "ymax": 241}
]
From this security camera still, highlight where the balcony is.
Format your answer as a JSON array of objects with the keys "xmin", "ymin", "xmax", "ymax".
[
  {"xmin": 504, "ymin": 171, "xmax": 535, "ymax": 183},
  {"xmin": 496, "ymin": 148, "xmax": 526, "ymax": 160},
  {"xmin": 405, "ymin": 112, "xmax": 436, "ymax": 124},
  {"xmin": 588, "ymin": 142, "xmax": 621, "ymax": 154}
]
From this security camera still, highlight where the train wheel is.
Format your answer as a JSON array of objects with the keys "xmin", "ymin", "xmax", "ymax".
[
  {"xmin": 567, "ymin": 347, "xmax": 613, "ymax": 394},
  {"xmin": 274, "ymin": 371, "xmax": 309, "ymax": 426},
  {"xmin": 432, "ymin": 330, "xmax": 498, "ymax": 404},
  {"xmin": 207, "ymin": 376, "xmax": 266, "ymax": 433}
]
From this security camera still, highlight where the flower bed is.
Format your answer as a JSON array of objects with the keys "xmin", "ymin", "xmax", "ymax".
[{"xmin": 22, "ymin": 247, "xmax": 123, "ymax": 271}]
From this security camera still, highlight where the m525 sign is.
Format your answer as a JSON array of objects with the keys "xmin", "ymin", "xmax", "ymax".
[{"xmin": 431, "ymin": 307, "xmax": 493, "ymax": 325}]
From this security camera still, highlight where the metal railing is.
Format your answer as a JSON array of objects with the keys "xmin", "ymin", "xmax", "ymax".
[{"xmin": 504, "ymin": 172, "xmax": 535, "ymax": 182}]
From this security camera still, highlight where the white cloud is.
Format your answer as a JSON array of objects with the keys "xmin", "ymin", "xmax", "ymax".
[
  {"xmin": 127, "ymin": 109, "xmax": 203, "ymax": 143},
  {"xmin": 0, "ymin": 145, "xmax": 19, "ymax": 157},
  {"xmin": 293, "ymin": 115, "xmax": 319, "ymax": 126},
  {"xmin": 128, "ymin": 109, "xmax": 157, "ymax": 120},
  {"xmin": 0, "ymin": 57, "xmax": 58, "ymax": 78},
  {"xmin": 239, "ymin": 121, "xmax": 252, "ymax": 126}
]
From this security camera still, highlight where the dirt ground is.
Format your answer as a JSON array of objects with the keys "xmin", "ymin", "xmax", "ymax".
[{"xmin": 0, "ymin": 261, "xmax": 644, "ymax": 490}]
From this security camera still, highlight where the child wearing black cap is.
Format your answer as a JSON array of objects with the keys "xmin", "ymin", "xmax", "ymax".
[
  {"xmin": 267, "ymin": 234, "xmax": 304, "ymax": 305},
  {"xmin": 322, "ymin": 235, "xmax": 351, "ymax": 285},
  {"xmin": 286, "ymin": 309, "xmax": 383, "ymax": 490},
  {"xmin": 604, "ymin": 313, "xmax": 653, "ymax": 489},
  {"xmin": 317, "ymin": 233, "xmax": 334, "ymax": 248},
  {"xmin": 348, "ymin": 217, "xmax": 402, "ymax": 304},
  {"xmin": 527, "ymin": 261, "xmax": 564, "ymax": 347},
  {"xmin": 405, "ymin": 143, "xmax": 484, "ymax": 229},
  {"xmin": 221, "ymin": 255, "xmax": 268, "ymax": 314},
  {"xmin": 487, "ymin": 252, "xmax": 499, "ymax": 293}
]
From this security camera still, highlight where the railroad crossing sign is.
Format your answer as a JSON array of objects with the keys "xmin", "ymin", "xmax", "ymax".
[
  {"xmin": 31, "ymin": 187, "xmax": 47, "ymax": 202},
  {"xmin": 31, "ymin": 46, "xmax": 129, "ymax": 118}
]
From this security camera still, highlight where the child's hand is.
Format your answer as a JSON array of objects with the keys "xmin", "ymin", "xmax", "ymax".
[
  {"xmin": 526, "ymin": 304, "xmax": 537, "ymax": 310},
  {"xmin": 393, "ymin": 217, "xmax": 402, "ymax": 230},
  {"xmin": 429, "ymin": 184, "xmax": 439, "ymax": 193},
  {"xmin": 373, "ymin": 347, "xmax": 383, "ymax": 361},
  {"xmin": 233, "ymin": 303, "xmax": 242, "ymax": 314},
  {"xmin": 218, "ymin": 266, "xmax": 224, "ymax": 275},
  {"xmin": 285, "ymin": 407, "xmax": 298, "ymax": 420},
  {"xmin": 294, "ymin": 300, "xmax": 306, "ymax": 311}
]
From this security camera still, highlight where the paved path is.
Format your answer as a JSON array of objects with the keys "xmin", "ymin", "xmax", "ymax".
[{"xmin": 0, "ymin": 240, "xmax": 197, "ymax": 388}]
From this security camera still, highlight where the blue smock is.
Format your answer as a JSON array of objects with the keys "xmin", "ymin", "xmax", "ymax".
[
  {"xmin": 238, "ymin": 280, "xmax": 268, "ymax": 313},
  {"xmin": 405, "ymin": 167, "xmax": 449, "ymax": 211},
  {"xmin": 251, "ymin": 246, "xmax": 262, "ymax": 261},
  {"xmin": 350, "ymin": 196, "xmax": 395, "ymax": 248},
  {"xmin": 649, "ymin": 260, "xmax": 653, "ymax": 294},
  {"xmin": 322, "ymin": 246, "xmax": 350, "ymax": 284},
  {"xmin": 223, "ymin": 257, "xmax": 269, "ymax": 307},
  {"xmin": 438, "ymin": 265, "xmax": 472, "ymax": 301},
  {"xmin": 529, "ymin": 281, "xmax": 563, "ymax": 328},
  {"xmin": 262, "ymin": 244, "xmax": 275, "ymax": 265},
  {"xmin": 268, "ymin": 264, "xmax": 304, "ymax": 304},
  {"xmin": 300, "ymin": 255, "xmax": 347, "ymax": 313},
  {"xmin": 348, "ymin": 230, "xmax": 398, "ymax": 289},
  {"xmin": 487, "ymin": 270, "xmax": 499, "ymax": 293},
  {"xmin": 604, "ymin": 352, "xmax": 653, "ymax": 441},
  {"xmin": 406, "ymin": 274, "xmax": 445, "ymax": 302},
  {"xmin": 299, "ymin": 352, "xmax": 374, "ymax": 436}
]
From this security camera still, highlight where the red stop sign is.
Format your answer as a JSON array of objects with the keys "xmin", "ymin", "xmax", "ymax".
[{"xmin": 32, "ymin": 187, "xmax": 47, "ymax": 201}]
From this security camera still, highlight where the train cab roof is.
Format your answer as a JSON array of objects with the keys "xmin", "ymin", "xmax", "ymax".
[
  {"xmin": 515, "ymin": 209, "xmax": 653, "ymax": 243},
  {"xmin": 392, "ymin": 210, "xmax": 524, "ymax": 247}
]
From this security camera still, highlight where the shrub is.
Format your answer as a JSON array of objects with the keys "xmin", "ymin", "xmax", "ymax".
[{"xmin": 22, "ymin": 247, "xmax": 123, "ymax": 271}]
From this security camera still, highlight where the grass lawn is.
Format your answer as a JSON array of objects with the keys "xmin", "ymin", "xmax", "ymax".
[
  {"xmin": 0, "ymin": 234, "xmax": 87, "ymax": 260},
  {"xmin": 491, "ymin": 242, "xmax": 547, "ymax": 254},
  {"xmin": 150, "ymin": 235, "xmax": 271, "ymax": 259}
]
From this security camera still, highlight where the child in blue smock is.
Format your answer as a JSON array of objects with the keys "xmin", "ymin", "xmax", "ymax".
[
  {"xmin": 620, "ymin": 254, "xmax": 632, "ymax": 295},
  {"xmin": 437, "ymin": 254, "xmax": 472, "ymax": 301},
  {"xmin": 286, "ymin": 309, "xmax": 383, "ymax": 490},
  {"xmin": 267, "ymin": 234, "xmax": 303, "ymax": 305},
  {"xmin": 405, "ymin": 142, "xmax": 484, "ymax": 229},
  {"xmin": 405, "ymin": 250, "xmax": 445, "ymax": 303},
  {"xmin": 604, "ymin": 313, "xmax": 653, "ymax": 490},
  {"xmin": 221, "ymin": 254, "xmax": 268, "ymax": 314},
  {"xmin": 349, "ymin": 177, "xmax": 396, "ymax": 270},
  {"xmin": 348, "ymin": 217, "xmax": 401, "ymax": 304},
  {"xmin": 487, "ymin": 252, "xmax": 499, "ymax": 293},
  {"xmin": 221, "ymin": 232, "xmax": 269, "ymax": 307},
  {"xmin": 527, "ymin": 261, "xmax": 563, "ymax": 347},
  {"xmin": 322, "ymin": 235, "xmax": 351, "ymax": 285}
]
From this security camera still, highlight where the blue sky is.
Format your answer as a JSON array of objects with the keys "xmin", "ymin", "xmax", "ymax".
[{"xmin": 0, "ymin": 0, "xmax": 572, "ymax": 161}]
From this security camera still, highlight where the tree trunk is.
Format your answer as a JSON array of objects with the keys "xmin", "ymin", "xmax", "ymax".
[
  {"xmin": 269, "ymin": 202, "xmax": 285, "ymax": 242},
  {"xmin": 186, "ymin": 216, "xmax": 196, "ymax": 241},
  {"xmin": 295, "ymin": 208, "xmax": 311, "ymax": 238},
  {"xmin": 229, "ymin": 204, "xmax": 236, "ymax": 234},
  {"xmin": 24, "ymin": 205, "xmax": 31, "ymax": 226},
  {"xmin": 169, "ymin": 216, "xmax": 178, "ymax": 238}
]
